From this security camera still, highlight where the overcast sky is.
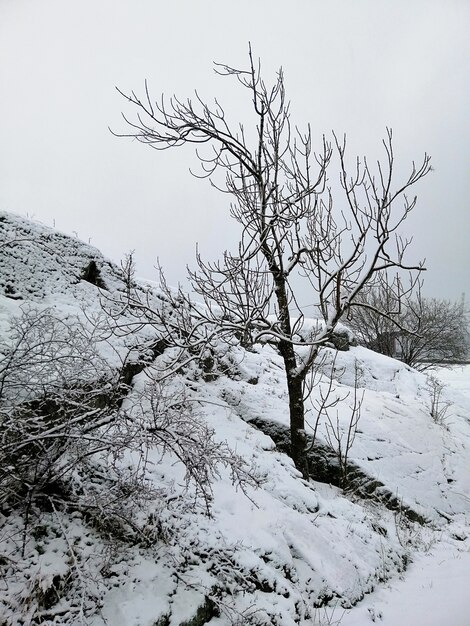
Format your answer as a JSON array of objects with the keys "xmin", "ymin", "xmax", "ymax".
[{"xmin": 1, "ymin": 0, "xmax": 469, "ymax": 304}]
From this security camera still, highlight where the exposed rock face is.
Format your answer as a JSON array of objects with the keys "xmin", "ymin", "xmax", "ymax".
[
  {"xmin": 80, "ymin": 259, "xmax": 107, "ymax": 289},
  {"xmin": 329, "ymin": 327, "xmax": 357, "ymax": 351}
]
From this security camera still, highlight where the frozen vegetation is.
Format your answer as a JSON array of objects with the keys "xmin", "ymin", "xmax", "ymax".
[{"xmin": 0, "ymin": 211, "xmax": 469, "ymax": 625}]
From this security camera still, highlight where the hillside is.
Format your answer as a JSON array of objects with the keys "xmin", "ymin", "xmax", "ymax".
[{"xmin": 1, "ymin": 211, "xmax": 469, "ymax": 626}]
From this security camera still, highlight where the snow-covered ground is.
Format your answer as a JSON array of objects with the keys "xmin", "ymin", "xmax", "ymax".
[
  {"xmin": 1, "ymin": 211, "xmax": 469, "ymax": 625},
  {"xmin": 342, "ymin": 537, "xmax": 470, "ymax": 626},
  {"xmin": 340, "ymin": 365, "xmax": 470, "ymax": 626},
  {"xmin": 436, "ymin": 363, "xmax": 470, "ymax": 396}
]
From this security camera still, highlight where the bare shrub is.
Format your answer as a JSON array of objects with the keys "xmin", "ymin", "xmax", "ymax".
[
  {"xmin": 321, "ymin": 360, "xmax": 364, "ymax": 487},
  {"xmin": 0, "ymin": 305, "xmax": 254, "ymax": 516},
  {"xmin": 0, "ymin": 306, "xmax": 119, "ymax": 512},
  {"xmin": 125, "ymin": 376, "xmax": 258, "ymax": 512},
  {"xmin": 0, "ymin": 306, "xmax": 258, "ymax": 624},
  {"xmin": 426, "ymin": 374, "xmax": 452, "ymax": 426}
]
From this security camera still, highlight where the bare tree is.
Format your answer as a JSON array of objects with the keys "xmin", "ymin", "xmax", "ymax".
[
  {"xmin": 114, "ymin": 48, "xmax": 431, "ymax": 477},
  {"xmin": 348, "ymin": 285, "xmax": 470, "ymax": 370},
  {"xmin": 398, "ymin": 295, "xmax": 470, "ymax": 369},
  {"xmin": 344, "ymin": 276, "xmax": 406, "ymax": 357}
]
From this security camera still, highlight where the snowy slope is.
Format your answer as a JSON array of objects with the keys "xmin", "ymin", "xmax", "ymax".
[{"xmin": 0, "ymin": 211, "xmax": 469, "ymax": 626}]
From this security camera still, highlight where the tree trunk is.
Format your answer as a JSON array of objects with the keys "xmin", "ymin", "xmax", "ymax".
[
  {"xmin": 273, "ymin": 269, "xmax": 310, "ymax": 479},
  {"xmin": 286, "ymin": 373, "xmax": 309, "ymax": 478}
]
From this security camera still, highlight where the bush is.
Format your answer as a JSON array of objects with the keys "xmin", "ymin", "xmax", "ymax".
[{"xmin": 0, "ymin": 306, "xmax": 256, "ymax": 623}]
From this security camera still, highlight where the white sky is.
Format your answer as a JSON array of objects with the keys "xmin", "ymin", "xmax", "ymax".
[{"xmin": 0, "ymin": 0, "xmax": 469, "ymax": 303}]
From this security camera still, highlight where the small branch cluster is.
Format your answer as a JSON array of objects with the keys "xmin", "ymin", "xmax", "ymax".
[
  {"xmin": 426, "ymin": 374, "xmax": 452, "ymax": 426},
  {"xmin": 0, "ymin": 306, "xmax": 119, "ymax": 511},
  {"xmin": 319, "ymin": 359, "xmax": 363, "ymax": 486},
  {"xmin": 303, "ymin": 353, "xmax": 363, "ymax": 486},
  {"xmin": 130, "ymin": 377, "xmax": 258, "ymax": 512}
]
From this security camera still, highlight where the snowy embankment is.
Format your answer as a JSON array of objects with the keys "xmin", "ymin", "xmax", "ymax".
[
  {"xmin": 341, "ymin": 530, "xmax": 470, "ymax": 626},
  {"xmin": 0, "ymin": 211, "xmax": 469, "ymax": 626},
  {"xmin": 340, "ymin": 363, "xmax": 470, "ymax": 626}
]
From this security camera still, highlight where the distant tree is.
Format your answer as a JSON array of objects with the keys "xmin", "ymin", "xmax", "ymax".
[
  {"xmin": 115, "ymin": 48, "xmax": 431, "ymax": 477},
  {"xmin": 398, "ymin": 296, "xmax": 470, "ymax": 369},
  {"xmin": 348, "ymin": 285, "xmax": 470, "ymax": 370},
  {"xmin": 345, "ymin": 278, "xmax": 409, "ymax": 358}
]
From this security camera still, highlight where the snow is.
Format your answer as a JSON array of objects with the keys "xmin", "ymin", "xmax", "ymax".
[
  {"xmin": 342, "ymin": 535, "xmax": 470, "ymax": 626},
  {"xmin": 1, "ymin": 211, "xmax": 469, "ymax": 625}
]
